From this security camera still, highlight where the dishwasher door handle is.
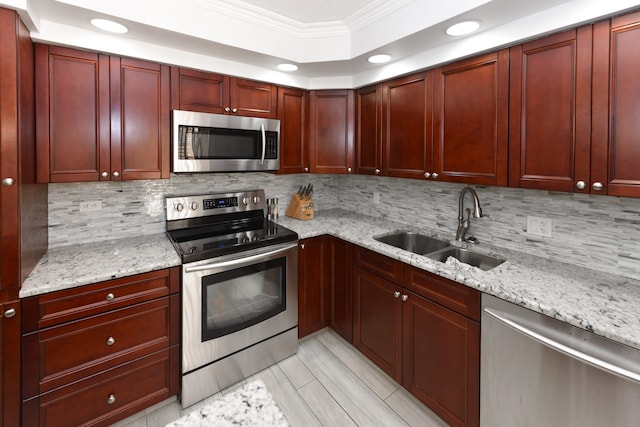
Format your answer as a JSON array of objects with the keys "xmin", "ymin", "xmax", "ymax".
[{"xmin": 484, "ymin": 307, "xmax": 640, "ymax": 384}]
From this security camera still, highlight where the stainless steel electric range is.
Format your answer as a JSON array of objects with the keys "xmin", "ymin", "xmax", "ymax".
[{"xmin": 165, "ymin": 189, "xmax": 298, "ymax": 408}]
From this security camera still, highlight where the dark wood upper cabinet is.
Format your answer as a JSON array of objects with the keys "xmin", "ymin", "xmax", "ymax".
[
  {"xmin": 170, "ymin": 67, "xmax": 277, "ymax": 118},
  {"xmin": 36, "ymin": 45, "xmax": 170, "ymax": 183},
  {"xmin": 592, "ymin": 12, "xmax": 640, "ymax": 197},
  {"xmin": 434, "ymin": 50, "xmax": 508, "ymax": 186},
  {"xmin": 382, "ymin": 72, "xmax": 434, "ymax": 180},
  {"xmin": 356, "ymin": 85, "xmax": 383, "ymax": 176},
  {"xmin": 277, "ymin": 87, "xmax": 308, "ymax": 174},
  {"xmin": 308, "ymin": 90, "xmax": 355, "ymax": 174},
  {"xmin": 509, "ymin": 29, "xmax": 592, "ymax": 192}
]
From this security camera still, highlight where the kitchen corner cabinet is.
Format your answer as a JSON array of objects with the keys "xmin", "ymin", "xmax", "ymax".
[
  {"xmin": 170, "ymin": 67, "xmax": 277, "ymax": 118},
  {"xmin": 35, "ymin": 45, "xmax": 170, "ymax": 183},
  {"xmin": 352, "ymin": 245, "xmax": 480, "ymax": 427},
  {"xmin": 298, "ymin": 237, "xmax": 330, "ymax": 338},
  {"xmin": 356, "ymin": 85, "xmax": 383, "ymax": 176},
  {"xmin": 308, "ymin": 90, "xmax": 355, "ymax": 174},
  {"xmin": 382, "ymin": 71, "xmax": 434, "ymax": 180},
  {"xmin": 509, "ymin": 28, "xmax": 592, "ymax": 192},
  {"xmin": 434, "ymin": 50, "xmax": 509, "ymax": 186},
  {"xmin": 20, "ymin": 267, "xmax": 180, "ymax": 427},
  {"xmin": 328, "ymin": 238, "xmax": 353, "ymax": 343},
  {"xmin": 277, "ymin": 87, "xmax": 309, "ymax": 174}
]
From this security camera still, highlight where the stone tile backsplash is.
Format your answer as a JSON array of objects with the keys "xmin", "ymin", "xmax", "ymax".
[{"xmin": 48, "ymin": 173, "xmax": 640, "ymax": 280}]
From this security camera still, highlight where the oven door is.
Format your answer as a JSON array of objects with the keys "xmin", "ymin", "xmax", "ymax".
[{"xmin": 181, "ymin": 242, "xmax": 298, "ymax": 374}]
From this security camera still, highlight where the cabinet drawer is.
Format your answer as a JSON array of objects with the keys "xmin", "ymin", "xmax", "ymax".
[
  {"xmin": 22, "ymin": 268, "xmax": 179, "ymax": 331},
  {"xmin": 23, "ymin": 347, "xmax": 178, "ymax": 427},
  {"xmin": 403, "ymin": 265, "xmax": 480, "ymax": 321},
  {"xmin": 353, "ymin": 245, "xmax": 403, "ymax": 284}
]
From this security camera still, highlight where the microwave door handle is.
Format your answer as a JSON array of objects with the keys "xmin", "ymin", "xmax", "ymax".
[{"xmin": 260, "ymin": 123, "xmax": 266, "ymax": 166}]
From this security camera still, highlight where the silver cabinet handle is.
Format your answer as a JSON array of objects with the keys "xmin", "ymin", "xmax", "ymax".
[
  {"xmin": 2, "ymin": 177, "xmax": 14, "ymax": 186},
  {"xmin": 304, "ymin": 167, "xmax": 309, "ymax": 172},
  {"xmin": 394, "ymin": 291, "xmax": 400, "ymax": 298},
  {"xmin": 224, "ymin": 107, "xmax": 231, "ymax": 112},
  {"xmin": 424, "ymin": 172, "xmax": 431, "ymax": 178},
  {"xmin": 232, "ymin": 108, "xmax": 238, "ymax": 113},
  {"xmin": 484, "ymin": 307, "xmax": 640, "ymax": 384},
  {"xmin": 4, "ymin": 308, "xmax": 16, "ymax": 318},
  {"xmin": 347, "ymin": 167, "xmax": 352, "ymax": 173},
  {"xmin": 375, "ymin": 168, "xmax": 381, "ymax": 175},
  {"xmin": 107, "ymin": 394, "xmax": 116, "ymax": 405},
  {"xmin": 259, "ymin": 123, "xmax": 266, "ymax": 166},
  {"xmin": 112, "ymin": 171, "xmax": 120, "ymax": 177},
  {"xmin": 431, "ymin": 173, "xmax": 439, "ymax": 179},
  {"xmin": 101, "ymin": 171, "xmax": 108, "ymax": 178},
  {"xmin": 106, "ymin": 337, "xmax": 115, "ymax": 346},
  {"xmin": 300, "ymin": 243, "xmax": 305, "ymax": 249},
  {"xmin": 592, "ymin": 182, "xmax": 604, "ymax": 191},
  {"xmin": 106, "ymin": 293, "xmax": 115, "ymax": 301},
  {"xmin": 576, "ymin": 180, "xmax": 586, "ymax": 190},
  {"xmin": 401, "ymin": 294, "xmax": 408, "ymax": 301}
]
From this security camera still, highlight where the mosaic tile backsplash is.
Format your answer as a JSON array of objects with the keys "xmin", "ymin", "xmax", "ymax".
[{"xmin": 48, "ymin": 173, "xmax": 640, "ymax": 280}]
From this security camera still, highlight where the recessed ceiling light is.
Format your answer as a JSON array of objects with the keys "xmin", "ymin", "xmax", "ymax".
[
  {"xmin": 277, "ymin": 63, "xmax": 298, "ymax": 72},
  {"xmin": 90, "ymin": 18, "xmax": 128, "ymax": 34},
  {"xmin": 367, "ymin": 54, "xmax": 391, "ymax": 64},
  {"xmin": 446, "ymin": 20, "xmax": 480, "ymax": 36}
]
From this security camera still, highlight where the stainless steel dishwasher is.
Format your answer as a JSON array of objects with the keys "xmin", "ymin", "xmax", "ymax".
[{"xmin": 481, "ymin": 293, "xmax": 640, "ymax": 427}]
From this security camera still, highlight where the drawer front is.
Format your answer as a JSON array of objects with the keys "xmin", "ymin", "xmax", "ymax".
[
  {"xmin": 403, "ymin": 265, "xmax": 480, "ymax": 321},
  {"xmin": 353, "ymin": 245, "xmax": 403, "ymax": 284},
  {"xmin": 23, "ymin": 268, "xmax": 179, "ymax": 331},
  {"xmin": 23, "ymin": 297, "xmax": 176, "ymax": 396},
  {"xmin": 31, "ymin": 348, "xmax": 177, "ymax": 427}
]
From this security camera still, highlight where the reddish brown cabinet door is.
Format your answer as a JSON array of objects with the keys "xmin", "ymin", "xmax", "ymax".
[
  {"xmin": 352, "ymin": 266, "xmax": 402, "ymax": 383},
  {"xmin": 308, "ymin": 90, "xmax": 355, "ymax": 174},
  {"xmin": 434, "ymin": 51, "xmax": 509, "ymax": 186},
  {"xmin": 592, "ymin": 12, "xmax": 640, "ymax": 197},
  {"xmin": 356, "ymin": 85, "xmax": 383, "ymax": 176},
  {"xmin": 328, "ymin": 238, "xmax": 352, "ymax": 343},
  {"xmin": 111, "ymin": 57, "xmax": 170, "ymax": 181},
  {"xmin": 277, "ymin": 87, "xmax": 308, "ymax": 173},
  {"xmin": 382, "ymin": 72, "xmax": 434, "ymax": 180},
  {"xmin": 509, "ymin": 29, "xmax": 592, "ymax": 192},
  {"xmin": 402, "ymin": 290, "xmax": 479, "ymax": 427},
  {"xmin": 230, "ymin": 77, "xmax": 277, "ymax": 118},
  {"xmin": 298, "ymin": 237, "xmax": 330, "ymax": 338}
]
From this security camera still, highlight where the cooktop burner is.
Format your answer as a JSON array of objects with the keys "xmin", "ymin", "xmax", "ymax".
[{"xmin": 165, "ymin": 190, "xmax": 298, "ymax": 264}]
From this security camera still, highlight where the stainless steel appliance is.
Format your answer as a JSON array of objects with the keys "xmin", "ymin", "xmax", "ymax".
[
  {"xmin": 172, "ymin": 110, "xmax": 280, "ymax": 173},
  {"xmin": 165, "ymin": 190, "xmax": 298, "ymax": 408},
  {"xmin": 481, "ymin": 293, "xmax": 640, "ymax": 426}
]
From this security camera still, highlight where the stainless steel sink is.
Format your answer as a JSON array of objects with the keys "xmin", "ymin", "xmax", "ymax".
[
  {"xmin": 373, "ymin": 231, "xmax": 450, "ymax": 255},
  {"xmin": 426, "ymin": 247, "xmax": 505, "ymax": 271}
]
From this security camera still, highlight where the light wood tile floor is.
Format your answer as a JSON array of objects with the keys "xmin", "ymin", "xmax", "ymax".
[{"xmin": 111, "ymin": 328, "xmax": 448, "ymax": 427}]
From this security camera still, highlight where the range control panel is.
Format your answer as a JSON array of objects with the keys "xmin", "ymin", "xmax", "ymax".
[{"xmin": 166, "ymin": 189, "xmax": 266, "ymax": 221}]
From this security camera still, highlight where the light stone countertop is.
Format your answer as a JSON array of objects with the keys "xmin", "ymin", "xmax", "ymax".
[{"xmin": 20, "ymin": 209, "xmax": 640, "ymax": 352}]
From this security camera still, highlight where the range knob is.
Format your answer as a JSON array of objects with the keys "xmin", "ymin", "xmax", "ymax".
[
  {"xmin": 174, "ymin": 203, "xmax": 184, "ymax": 212},
  {"xmin": 253, "ymin": 196, "xmax": 260, "ymax": 204},
  {"xmin": 242, "ymin": 197, "xmax": 250, "ymax": 206},
  {"xmin": 189, "ymin": 202, "xmax": 198, "ymax": 210}
]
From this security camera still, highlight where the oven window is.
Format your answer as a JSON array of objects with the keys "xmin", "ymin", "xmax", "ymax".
[{"xmin": 201, "ymin": 257, "xmax": 286, "ymax": 341}]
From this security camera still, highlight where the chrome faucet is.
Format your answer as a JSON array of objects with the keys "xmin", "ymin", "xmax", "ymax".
[{"xmin": 456, "ymin": 187, "xmax": 482, "ymax": 241}]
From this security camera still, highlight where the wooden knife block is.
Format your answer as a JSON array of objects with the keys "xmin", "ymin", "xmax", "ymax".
[{"xmin": 285, "ymin": 194, "xmax": 314, "ymax": 220}]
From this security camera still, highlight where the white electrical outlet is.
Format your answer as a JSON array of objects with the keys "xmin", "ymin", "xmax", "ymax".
[
  {"xmin": 373, "ymin": 192, "xmax": 381, "ymax": 204},
  {"xmin": 527, "ymin": 215, "xmax": 552, "ymax": 237},
  {"xmin": 79, "ymin": 200, "xmax": 102, "ymax": 212}
]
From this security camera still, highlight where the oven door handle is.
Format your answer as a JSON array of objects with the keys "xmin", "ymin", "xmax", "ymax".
[
  {"xmin": 184, "ymin": 243, "xmax": 296, "ymax": 273},
  {"xmin": 259, "ymin": 123, "xmax": 266, "ymax": 166}
]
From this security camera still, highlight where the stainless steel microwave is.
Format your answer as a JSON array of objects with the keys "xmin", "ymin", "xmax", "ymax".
[{"xmin": 172, "ymin": 110, "xmax": 280, "ymax": 173}]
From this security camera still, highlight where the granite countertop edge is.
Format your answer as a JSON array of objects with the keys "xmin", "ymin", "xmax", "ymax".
[{"xmin": 20, "ymin": 209, "xmax": 640, "ymax": 352}]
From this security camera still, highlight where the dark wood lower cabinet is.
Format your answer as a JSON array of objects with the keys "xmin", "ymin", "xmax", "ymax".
[
  {"xmin": 328, "ymin": 238, "xmax": 352, "ymax": 343},
  {"xmin": 298, "ymin": 237, "xmax": 330, "ymax": 338}
]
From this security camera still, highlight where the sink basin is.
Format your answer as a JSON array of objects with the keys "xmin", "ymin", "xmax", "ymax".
[
  {"xmin": 426, "ymin": 247, "xmax": 505, "ymax": 271},
  {"xmin": 374, "ymin": 231, "xmax": 450, "ymax": 255}
]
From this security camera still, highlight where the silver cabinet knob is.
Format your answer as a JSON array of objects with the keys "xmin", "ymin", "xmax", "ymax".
[
  {"xmin": 224, "ymin": 107, "xmax": 231, "ymax": 112},
  {"xmin": 592, "ymin": 182, "xmax": 604, "ymax": 191},
  {"xmin": 101, "ymin": 171, "xmax": 109, "ymax": 178},
  {"xmin": 375, "ymin": 168, "xmax": 381, "ymax": 175},
  {"xmin": 2, "ymin": 177, "xmax": 14, "ymax": 186},
  {"xmin": 232, "ymin": 108, "xmax": 238, "ymax": 113},
  {"xmin": 401, "ymin": 294, "xmax": 408, "ymax": 302},
  {"xmin": 431, "ymin": 172, "xmax": 438, "ymax": 179},
  {"xmin": 106, "ymin": 293, "xmax": 115, "ymax": 301},
  {"xmin": 4, "ymin": 308, "xmax": 16, "ymax": 318},
  {"xmin": 106, "ymin": 336, "xmax": 115, "ymax": 346},
  {"xmin": 424, "ymin": 172, "xmax": 431, "ymax": 179},
  {"xmin": 394, "ymin": 291, "xmax": 400, "ymax": 298},
  {"xmin": 112, "ymin": 171, "xmax": 120, "ymax": 177},
  {"xmin": 300, "ymin": 243, "xmax": 305, "ymax": 249},
  {"xmin": 576, "ymin": 180, "xmax": 586, "ymax": 190},
  {"xmin": 347, "ymin": 167, "xmax": 352, "ymax": 173},
  {"xmin": 107, "ymin": 394, "xmax": 116, "ymax": 405},
  {"xmin": 304, "ymin": 167, "xmax": 309, "ymax": 173}
]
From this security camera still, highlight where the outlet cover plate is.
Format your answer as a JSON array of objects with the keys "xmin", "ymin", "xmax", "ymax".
[
  {"xmin": 79, "ymin": 200, "xmax": 102, "ymax": 212},
  {"xmin": 527, "ymin": 215, "xmax": 552, "ymax": 237}
]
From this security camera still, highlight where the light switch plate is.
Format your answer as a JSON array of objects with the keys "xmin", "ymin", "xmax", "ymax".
[{"xmin": 527, "ymin": 215, "xmax": 552, "ymax": 237}]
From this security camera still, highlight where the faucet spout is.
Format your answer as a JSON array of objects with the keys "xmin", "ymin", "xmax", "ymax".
[{"xmin": 456, "ymin": 187, "xmax": 482, "ymax": 241}]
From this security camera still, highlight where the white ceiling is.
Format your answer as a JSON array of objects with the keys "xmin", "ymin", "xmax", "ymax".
[{"xmin": 3, "ymin": 0, "xmax": 640, "ymax": 89}]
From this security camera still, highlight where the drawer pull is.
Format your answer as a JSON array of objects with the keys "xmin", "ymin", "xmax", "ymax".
[
  {"xmin": 107, "ymin": 394, "xmax": 116, "ymax": 405},
  {"xmin": 106, "ymin": 336, "xmax": 115, "ymax": 346},
  {"xmin": 394, "ymin": 291, "xmax": 400, "ymax": 298},
  {"xmin": 106, "ymin": 293, "xmax": 115, "ymax": 301},
  {"xmin": 401, "ymin": 294, "xmax": 408, "ymax": 302}
]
